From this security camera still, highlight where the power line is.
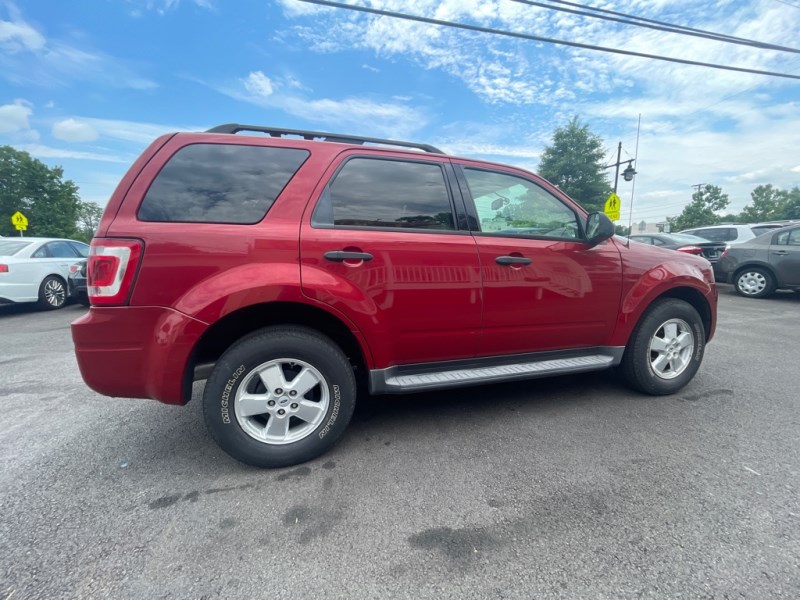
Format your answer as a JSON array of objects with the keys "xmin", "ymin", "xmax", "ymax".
[
  {"xmin": 296, "ymin": 0, "xmax": 800, "ymax": 80},
  {"xmin": 511, "ymin": 0, "xmax": 800, "ymax": 54},
  {"xmin": 772, "ymin": 0, "xmax": 800, "ymax": 8}
]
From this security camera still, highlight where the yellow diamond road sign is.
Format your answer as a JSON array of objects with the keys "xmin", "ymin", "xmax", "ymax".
[
  {"xmin": 11, "ymin": 211, "xmax": 28, "ymax": 231},
  {"xmin": 604, "ymin": 193, "xmax": 621, "ymax": 221}
]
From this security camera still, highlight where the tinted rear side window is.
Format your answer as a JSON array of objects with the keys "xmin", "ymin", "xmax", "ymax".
[
  {"xmin": 138, "ymin": 144, "xmax": 309, "ymax": 223},
  {"xmin": 313, "ymin": 158, "xmax": 455, "ymax": 230}
]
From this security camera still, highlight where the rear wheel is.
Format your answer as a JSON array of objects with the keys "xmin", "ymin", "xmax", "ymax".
[
  {"xmin": 37, "ymin": 276, "xmax": 67, "ymax": 310},
  {"xmin": 620, "ymin": 299, "xmax": 706, "ymax": 395},
  {"xmin": 203, "ymin": 326, "xmax": 356, "ymax": 468},
  {"xmin": 734, "ymin": 267, "xmax": 775, "ymax": 299}
]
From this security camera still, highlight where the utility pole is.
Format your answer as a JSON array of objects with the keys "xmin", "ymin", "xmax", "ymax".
[{"xmin": 691, "ymin": 183, "xmax": 707, "ymax": 194}]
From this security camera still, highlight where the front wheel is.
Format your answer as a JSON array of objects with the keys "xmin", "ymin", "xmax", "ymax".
[
  {"xmin": 620, "ymin": 299, "xmax": 706, "ymax": 395},
  {"xmin": 202, "ymin": 326, "xmax": 356, "ymax": 468}
]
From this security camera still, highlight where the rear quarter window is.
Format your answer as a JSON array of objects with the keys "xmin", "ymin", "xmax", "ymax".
[{"xmin": 138, "ymin": 143, "xmax": 309, "ymax": 223}]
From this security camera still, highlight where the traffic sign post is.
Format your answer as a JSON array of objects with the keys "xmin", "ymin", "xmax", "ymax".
[{"xmin": 11, "ymin": 211, "xmax": 28, "ymax": 236}]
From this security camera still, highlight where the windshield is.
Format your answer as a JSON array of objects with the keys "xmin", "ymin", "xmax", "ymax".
[{"xmin": 0, "ymin": 240, "xmax": 32, "ymax": 256}]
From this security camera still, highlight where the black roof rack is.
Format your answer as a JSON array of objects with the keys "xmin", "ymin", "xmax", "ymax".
[{"xmin": 206, "ymin": 123, "xmax": 444, "ymax": 154}]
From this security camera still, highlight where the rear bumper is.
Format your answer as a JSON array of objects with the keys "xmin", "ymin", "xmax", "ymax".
[{"xmin": 71, "ymin": 306, "xmax": 208, "ymax": 405}]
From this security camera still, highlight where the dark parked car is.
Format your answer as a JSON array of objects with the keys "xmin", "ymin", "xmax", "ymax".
[
  {"xmin": 71, "ymin": 123, "xmax": 718, "ymax": 468},
  {"xmin": 719, "ymin": 225, "xmax": 800, "ymax": 297},
  {"xmin": 68, "ymin": 260, "xmax": 89, "ymax": 306},
  {"xmin": 628, "ymin": 233, "xmax": 728, "ymax": 278}
]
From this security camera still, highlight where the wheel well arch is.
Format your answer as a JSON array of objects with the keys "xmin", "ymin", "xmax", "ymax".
[
  {"xmin": 186, "ymin": 302, "xmax": 369, "ymax": 401},
  {"xmin": 653, "ymin": 286, "xmax": 712, "ymax": 339},
  {"xmin": 41, "ymin": 273, "xmax": 67, "ymax": 285}
]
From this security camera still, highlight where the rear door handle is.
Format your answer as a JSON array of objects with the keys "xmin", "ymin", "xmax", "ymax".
[
  {"xmin": 324, "ymin": 251, "xmax": 374, "ymax": 262},
  {"xmin": 495, "ymin": 256, "xmax": 532, "ymax": 266}
]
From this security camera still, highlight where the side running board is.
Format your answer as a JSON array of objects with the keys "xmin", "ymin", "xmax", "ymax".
[{"xmin": 369, "ymin": 348, "xmax": 624, "ymax": 395}]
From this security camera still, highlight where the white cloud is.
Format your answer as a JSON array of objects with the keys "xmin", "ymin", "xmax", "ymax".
[
  {"xmin": 79, "ymin": 117, "xmax": 199, "ymax": 143},
  {"xmin": 19, "ymin": 144, "xmax": 129, "ymax": 163},
  {"xmin": 222, "ymin": 72, "xmax": 428, "ymax": 138},
  {"xmin": 0, "ymin": 101, "xmax": 32, "ymax": 133},
  {"xmin": 243, "ymin": 71, "xmax": 274, "ymax": 97},
  {"xmin": 52, "ymin": 118, "xmax": 99, "ymax": 143},
  {"xmin": 0, "ymin": 4, "xmax": 157, "ymax": 90},
  {"xmin": 131, "ymin": 0, "xmax": 215, "ymax": 14},
  {"xmin": 0, "ymin": 15, "xmax": 45, "ymax": 52}
]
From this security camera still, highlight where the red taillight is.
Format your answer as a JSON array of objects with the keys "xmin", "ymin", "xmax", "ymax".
[
  {"xmin": 88, "ymin": 239, "xmax": 143, "ymax": 306},
  {"xmin": 719, "ymin": 245, "xmax": 730, "ymax": 259},
  {"xmin": 69, "ymin": 263, "xmax": 82, "ymax": 274},
  {"xmin": 0, "ymin": 264, "xmax": 8, "ymax": 273},
  {"xmin": 676, "ymin": 245, "xmax": 704, "ymax": 255}
]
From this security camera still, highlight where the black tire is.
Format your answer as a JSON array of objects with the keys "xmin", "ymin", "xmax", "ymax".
[
  {"xmin": 733, "ymin": 267, "xmax": 776, "ymax": 299},
  {"xmin": 620, "ymin": 298, "xmax": 706, "ymax": 396},
  {"xmin": 37, "ymin": 275, "xmax": 67, "ymax": 310},
  {"xmin": 77, "ymin": 293, "xmax": 90, "ymax": 307},
  {"xmin": 202, "ymin": 326, "xmax": 356, "ymax": 468}
]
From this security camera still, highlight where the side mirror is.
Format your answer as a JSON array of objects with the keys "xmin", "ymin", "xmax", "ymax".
[{"xmin": 586, "ymin": 212, "xmax": 615, "ymax": 246}]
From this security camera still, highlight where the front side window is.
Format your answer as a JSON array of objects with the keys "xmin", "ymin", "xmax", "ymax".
[
  {"xmin": 314, "ymin": 158, "xmax": 455, "ymax": 230},
  {"xmin": 463, "ymin": 168, "xmax": 580, "ymax": 239},
  {"xmin": 69, "ymin": 242, "xmax": 89, "ymax": 257},
  {"xmin": 138, "ymin": 143, "xmax": 309, "ymax": 223}
]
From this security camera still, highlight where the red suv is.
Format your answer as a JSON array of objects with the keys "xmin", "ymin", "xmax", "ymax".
[{"xmin": 72, "ymin": 124, "xmax": 717, "ymax": 468}]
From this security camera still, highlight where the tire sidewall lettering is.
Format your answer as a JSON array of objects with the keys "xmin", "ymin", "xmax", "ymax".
[
  {"xmin": 318, "ymin": 384, "xmax": 341, "ymax": 439},
  {"xmin": 220, "ymin": 365, "xmax": 247, "ymax": 425},
  {"xmin": 692, "ymin": 322, "xmax": 704, "ymax": 362}
]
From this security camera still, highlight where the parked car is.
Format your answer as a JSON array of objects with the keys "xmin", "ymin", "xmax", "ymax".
[
  {"xmin": 718, "ymin": 224, "xmax": 800, "ymax": 297},
  {"xmin": 679, "ymin": 224, "xmax": 758, "ymax": 245},
  {"xmin": 0, "ymin": 238, "xmax": 89, "ymax": 310},
  {"xmin": 71, "ymin": 123, "xmax": 718, "ymax": 468},
  {"xmin": 68, "ymin": 259, "xmax": 89, "ymax": 307},
  {"xmin": 628, "ymin": 232, "xmax": 728, "ymax": 280}
]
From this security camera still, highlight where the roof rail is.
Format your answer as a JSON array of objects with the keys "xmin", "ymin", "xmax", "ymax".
[{"xmin": 206, "ymin": 123, "xmax": 444, "ymax": 154}]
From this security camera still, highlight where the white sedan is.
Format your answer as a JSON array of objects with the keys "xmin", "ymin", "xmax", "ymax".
[{"xmin": 0, "ymin": 237, "xmax": 89, "ymax": 310}]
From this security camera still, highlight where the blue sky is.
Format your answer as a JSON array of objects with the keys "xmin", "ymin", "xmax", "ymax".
[{"xmin": 1, "ymin": 0, "xmax": 799, "ymax": 227}]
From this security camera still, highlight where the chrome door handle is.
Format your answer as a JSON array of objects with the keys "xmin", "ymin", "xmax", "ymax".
[
  {"xmin": 323, "ymin": 251, "xmax": 374, "ymax": 262},
  {"xmin": 495, "ymin": 256, "xmax": 531, "ymax": 266}
]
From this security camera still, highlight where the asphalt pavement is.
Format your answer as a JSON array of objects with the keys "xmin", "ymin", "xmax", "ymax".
[{"xmin": 1, "ymin": 287, "xmax": 799, "ymax": 599}]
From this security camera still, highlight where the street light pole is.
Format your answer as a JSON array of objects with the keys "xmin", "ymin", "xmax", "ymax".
[{"xmin": 605, "ymin": 141, "xmax": 637, "ymax": 194}]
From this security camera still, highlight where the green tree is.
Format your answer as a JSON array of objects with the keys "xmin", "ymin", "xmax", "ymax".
[
  {"xmin": 781, "ymin": 187, "xmax": 800, "ymax": 220},
  {"xmin": 75, "ymin": 200, "xmax": 104, "ymax": 242},
  {"xmin": 537, "ymin": 116, "xmax": 612, "ymax": 212},
  {"xmin": 0, "ymin": 145, "xmax": 81, "ymax": 238},
  {"xmin": 614, "ymin": 224, "xmax": 631, "ymax": 236},
  {"xmin": 739, "ymin": 184, "xmax": 788, "ymax": 222},
  {"xmin": 671, "ymin": 185, "xmax": 730, "ymax": 231}
]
